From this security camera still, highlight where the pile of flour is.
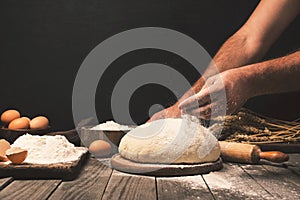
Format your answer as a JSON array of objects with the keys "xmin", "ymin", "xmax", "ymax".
[
  {"xmin": 91, "ymin": 120, "xmax": 131, "ymax": 131},
  {"xmin": 12, "ymin": 134, "xmax": 87, "ymax": 164}
]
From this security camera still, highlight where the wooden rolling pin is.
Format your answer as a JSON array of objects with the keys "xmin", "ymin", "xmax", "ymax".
[{"xmin": 219, "ymin": 141, "xmax": 289, "ymax": 164}]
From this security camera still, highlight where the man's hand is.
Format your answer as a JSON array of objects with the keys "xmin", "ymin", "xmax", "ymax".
[
  {"xmin": 148, "ymin": 77, "xmax": 207, "ymax": 122},
  {"xmin": 148, "ymin": 0, "xmax": 300, "ymax": 122},
  {"xmin": 178, "ymin": 69, "xmax": 252, "ymax": 120},
  {"xmin": 147, "ymin": 104, "xmax": 181, "ymax": 122},
  {"xmin": 147, "ymin": 75, "xmax": 207, "ymax": 122}
]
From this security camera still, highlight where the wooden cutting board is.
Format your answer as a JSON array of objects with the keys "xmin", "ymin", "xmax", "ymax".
[
  {"xmin": 111, "ymin": 154, "xmax": 223, "ymax": 177},
  {"xmin": 0, "ymin": 147, "xmax": 89, "ymax": 180}
]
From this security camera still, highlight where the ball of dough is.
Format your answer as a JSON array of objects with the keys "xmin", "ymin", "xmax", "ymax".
[{"xmin": 119, "ymin": 117, "xmax": 220, "ymax": 164}]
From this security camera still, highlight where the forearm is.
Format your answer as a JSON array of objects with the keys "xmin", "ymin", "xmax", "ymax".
[
  {"xmin": 150, "ymin": 0, "xmax": 300, "ymax": 120},
  {"xmin": 242, "ymin": 51, "xmax": 300, "ymax": 97},
  {"xmin": 178, "ymin": 31, "xmax": 265, "ymax": 103},
  {"xmin": 182, "ymin": 0, "xmax": 300, "ymax": 100},
  {"xmin": 202, "ymin": 30, "xmax": 266, "ymax": 80}
]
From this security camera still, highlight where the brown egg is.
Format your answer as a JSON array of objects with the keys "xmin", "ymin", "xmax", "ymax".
[
  {"xmin": 1, "ymin": 109, "xmax": 20, "ymax": 124},
  {"xmin": 0, "ymin": 139, "xmax": 11, "ymax": 158},
  {"xmin": 29, "ymin": 116, "xmax": 49, "ymax": 129},
  {"xmin": 89, "ymin": 140, "xmax": 112, "ymax": 158},
  {"xmin": 8, "ymin": 118, "xmax": 30, "ymax": 130},
  {"xmin": 6, "ymin": 147, "xmax": 28, "ymax": 164},
  {"xmin": 21, "ymin": 116, "xmax": 31, "ymax": 123}
]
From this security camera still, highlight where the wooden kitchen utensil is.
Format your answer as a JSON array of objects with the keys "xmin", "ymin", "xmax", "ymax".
[
  {"xmin": 111, "ymin": 154, "xmax": 223, "ymax": 176},
  {"xmin": 219, "ymin": 141, "xmax": 289, "ymax": 164}
]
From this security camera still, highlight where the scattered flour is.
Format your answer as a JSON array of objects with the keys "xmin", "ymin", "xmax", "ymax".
[
  {"xmin": 91, "ymin": 120, "xmax": 132, "ymax": 131},
  {"xmin": 163, "ymin": 175, "xmax": 207, "ymax": 189},
  {"xmin": 164, "ymin": 173, "xmax": 261, "ymax": 199},
  {"xmin": 203, "ymin": 172, "xmax": 232, "ymax": 189},
  {"xmin": 12, "ymin": 134, "xmax": 87, "ymax": 164}
]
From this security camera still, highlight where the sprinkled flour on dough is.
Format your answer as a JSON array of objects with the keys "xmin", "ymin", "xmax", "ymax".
[
  {"xmin": 91, "ymin": 120, "xmax": 131, "ymax": 131},
  {"xmin": 12, "ymin": 134, "xmax": 87, "ymax": 164},
  {"xmin": 119, "ymin": 115, "xmax": 220, "ymax": 164}
]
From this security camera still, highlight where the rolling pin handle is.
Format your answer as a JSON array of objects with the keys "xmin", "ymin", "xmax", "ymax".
[{"xmin": 259, "ymin": 151, "xmax": 289, "ymax": 163}]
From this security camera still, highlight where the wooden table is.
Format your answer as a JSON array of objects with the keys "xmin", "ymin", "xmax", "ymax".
[{"xmin": 0, "ymin": 154, "xmax": 299, "ymax": 200}]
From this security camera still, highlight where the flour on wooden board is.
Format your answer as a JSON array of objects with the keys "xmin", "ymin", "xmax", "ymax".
[{"xmin": 12, "ymin": 134, "xmax": 87, "ymax": 164}]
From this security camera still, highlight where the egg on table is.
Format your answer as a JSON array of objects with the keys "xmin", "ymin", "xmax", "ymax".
[
  {"xmin": 89, "ymin": 140, "xmax": 112, "ymax": 158},
  {"xmin": 8, "ymin": 118, "xmax": 30, "ymax": 130},
  {"xmin": 29, "ymin": 116, "xmax": 49, "ymax": 129},
  {"xmin": 1, "ymin": 109, "xmax": 20, "ymax": 124}
]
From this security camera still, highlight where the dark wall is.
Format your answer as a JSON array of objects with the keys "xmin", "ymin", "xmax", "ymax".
[{"xmin": 0, "ymin": 0, "xmax": 299, "ymax": 130}]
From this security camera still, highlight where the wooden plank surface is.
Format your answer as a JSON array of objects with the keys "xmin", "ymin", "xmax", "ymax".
[
  {"xmin": 0, "ymin": 177, "xmax": 13, "ymax": 190},
  {"xmin": 203, "ymin": 163, "xmax": 273, "ymax": 199},
  {"xmin": 286, "ymin": 154, "xmax": 300, "ymax": 176},
  {"xmin": 157, "ymin": 175, "xmax": 214, "ymax": 200},
  {"xmin": 0, "ymin": 179, "xmax": 61, "ymax": 200},
  {"xmin": 262, "ymin": 164, "xmax": 300, "ymax": 188},
  {"xmin": 288, "ymin": 154, "xmax": 300, "ymax": 165},
  {"xmin": 102, "ymin": 170, "xmax": 156, "ymax": 200},
  {"xmin": 0, "ymin": 155, "xmax": 299, "ymax": 199},
  {"xmin": 48, "ymin": 158, "xmax": 112, "ymax": 200},
  {"xmin": 241, "ymin": 163, "xmax": 300, "ymax": 199}
]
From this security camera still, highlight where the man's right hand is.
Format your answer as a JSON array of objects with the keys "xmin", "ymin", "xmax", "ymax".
[
  {"xmin": 147, "ymin": 104, "xmax": 181, "ymax": 122},
  {"xmin": 147, "ymin": 78, "xmax": 206, "ymax": 122}
]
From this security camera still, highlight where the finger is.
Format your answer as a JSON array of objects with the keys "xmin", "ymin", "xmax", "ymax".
[
  {"xmin": 147, "ymin": 110, "xmax": 165, "ymax": 123},
  {"xmin": 182, "ymin": 104, "xmax": 212, "ymax": 119},
  {"xmin": 178, "ymin": 88, "xmax": 211, "ymax": 109},
  {"xmin": 188, "ymin": 109, "xmax": 211, "ymax": 120},
  {"xmin": 178, "ymin": 95, "xmax": 198, "ymax": 110},
  {"xmin": 192, "ymin": 104, "xmax": 212, "ymax": 117},
  {"xmin": 200, "ymin": 113, "xmax": 212, "ymax": 120},
  {"xmin": 196, "ymin": 88, "xmax": 211, "ymax": 106}
]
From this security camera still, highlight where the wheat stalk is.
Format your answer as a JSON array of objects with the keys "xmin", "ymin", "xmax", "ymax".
[{"xmin": 218, "ymin": 108, "xmax": 300, "ymax": 144}]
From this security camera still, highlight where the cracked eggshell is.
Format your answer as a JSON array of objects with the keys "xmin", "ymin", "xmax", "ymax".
[{"xmin": 6, "ymin": 147, "xmax": 28, "ymax": 164}]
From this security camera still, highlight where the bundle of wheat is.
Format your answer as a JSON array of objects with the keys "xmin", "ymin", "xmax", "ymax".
[{"xmin": 215, "ymin": 108, "xmax": 300, "ymax": 144}]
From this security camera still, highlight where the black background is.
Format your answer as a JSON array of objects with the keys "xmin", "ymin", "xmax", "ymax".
[{"xmin": 0, "ymin": 0, "xmax": 299, "ymax": 130}]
